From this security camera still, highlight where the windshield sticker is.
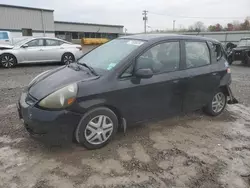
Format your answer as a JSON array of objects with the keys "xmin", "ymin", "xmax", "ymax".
[
  {"xmin": 107, "ymin": 63, "xmax": 116, "ymax": 70},
  {"xmin": 127, "ymin": 40, "xmax": 144, "ymax": 46}
]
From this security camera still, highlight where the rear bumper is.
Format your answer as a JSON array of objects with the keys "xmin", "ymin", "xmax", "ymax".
[{"xmin": 17, "ymin": 92, "xmax": 82, "ymax": 145}]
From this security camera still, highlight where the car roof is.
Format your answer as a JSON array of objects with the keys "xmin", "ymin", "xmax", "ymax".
[{"xmin": 120, "ymin": 34, "xmax": 220, "ymax": 43}]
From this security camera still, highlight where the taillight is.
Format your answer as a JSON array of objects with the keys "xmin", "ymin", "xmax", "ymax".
[{"xmin": 227, "ymin": 67, "xmax": 231, "ymax": 73}]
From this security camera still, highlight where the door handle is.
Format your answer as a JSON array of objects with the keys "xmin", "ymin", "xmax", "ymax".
[
  {"xmin": 39, "ymin": 49, "xmax": 44, "ymax": 51},
  {"xmin": 60, "ymin": 47, "xmax": 64, "ymax": 49},
  {"xmin": 212, "ymin": 72, "xmax": 218, "ymax": 76}
]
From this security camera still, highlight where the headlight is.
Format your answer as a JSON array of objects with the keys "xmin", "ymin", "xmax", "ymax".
[
  {"xmin": 38, "ymin": 83, "xmax": 78, "ymax": 109},
  {"xmin": 29, "ymin": 70, "xmax": 50, "ymax": 86}
]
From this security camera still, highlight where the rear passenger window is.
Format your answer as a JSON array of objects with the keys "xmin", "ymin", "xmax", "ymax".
[
  {"xmin": 136, "ymin": 41, "xmax": 180, "ymax": 74},
  {"xmin": 45, "ymin": 39, "xmax": 60, "ymax": 46},
  {"xmin": 211, "ymin": 43, "xmax": 223, "ymax": 60},
  {"xmin": 185, "ymin": 42, "xmax": 210, "ymax": 68}
]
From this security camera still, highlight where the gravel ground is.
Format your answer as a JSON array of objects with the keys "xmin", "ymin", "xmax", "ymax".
[{"xmin": 0, "ymin": 62, "xmax": 250, "ymax": 188}]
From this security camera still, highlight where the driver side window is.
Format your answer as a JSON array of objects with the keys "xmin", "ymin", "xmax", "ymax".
[
  {"xmin": 26, "ymin": 39, "xmax": 44, "ymax": 47},
  {"xmin": 136, "ymin": 41, "xmax": 180, "ymax": 74}
]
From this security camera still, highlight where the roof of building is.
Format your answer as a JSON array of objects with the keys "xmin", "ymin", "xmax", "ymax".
[
  {"xmin": 121, "ymin": 34, "xmax": 220, "ymax": 43},
  {"xmin": 54, "ymin": 21, "xmax": 124, "ymax": 28},
  {"xmin": 0, "ymin": 4, "xmax": 54, "ymax": 12}
]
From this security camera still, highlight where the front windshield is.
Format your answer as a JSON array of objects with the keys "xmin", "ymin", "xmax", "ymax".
[
  {"xmin": 238, "ymin": 39, "xmax": 250, "ymax": 47},
  {"xmin": 13, "ymin": 38, "xmax": 31, "ymax": 46},
  {"xmin": 78, "ymin": 39, "xmax": 144, "ymax": 71}
]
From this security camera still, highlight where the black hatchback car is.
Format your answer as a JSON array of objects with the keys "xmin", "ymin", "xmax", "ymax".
[{"xmin": 18, "ymin": 34, "xmax": 235, "ymax": 149}]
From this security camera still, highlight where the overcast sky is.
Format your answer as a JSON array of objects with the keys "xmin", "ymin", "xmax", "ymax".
[{"xmin": 1, "ymin": 0, "xmax": 250, "ymax": 33}]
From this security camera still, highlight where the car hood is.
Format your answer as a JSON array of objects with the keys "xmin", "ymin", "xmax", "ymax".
[
  {"xmin": 28, "ymin": 65, "xmax": 99, "ymax": 100},
  {"xmin": 0, "ymin": 44, "xmax": 14, "ymax": 50}
]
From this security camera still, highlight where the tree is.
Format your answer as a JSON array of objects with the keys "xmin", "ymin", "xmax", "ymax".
[
  {"xmin": 208, "ymin": 25, "xmax": 216, "ymax": 31},
  {"xmin": 193, "ymin": 21, "xmax": 206, "ymax": 32},
  {"xmin": 240, "ymin": 19, "xmax": 250, "ymax": 30},
  {"xmin": 226, "ymin": 23, "xmax": 234, "ymax": 31},
  {"xmin": 215, "ymin": 23, "xmax": 223, "ymax": 31}
]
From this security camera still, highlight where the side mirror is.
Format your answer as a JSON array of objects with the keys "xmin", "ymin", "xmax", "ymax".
[
  {"xmin": 134, "ymin": 68, "xmax": 153, "ymax": 79},
  {"xmin": 22, "ymin": 44, "xmax": 28, "ymax": 48}
]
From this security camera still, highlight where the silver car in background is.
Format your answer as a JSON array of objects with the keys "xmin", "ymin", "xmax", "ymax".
[{"xmin": 0, "ymin": 37, "xmax": 83, "ymax": 68}]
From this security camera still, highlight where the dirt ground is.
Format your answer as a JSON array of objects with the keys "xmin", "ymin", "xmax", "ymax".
[{"xmin": 0, "ymin": 62, "xmax": 250, "ymax": 188}]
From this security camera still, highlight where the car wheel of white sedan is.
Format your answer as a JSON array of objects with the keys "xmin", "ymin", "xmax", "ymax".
[
  {"xmin": 0, "ymin": 54, "xmax": 17, "ymax": 68},
  {"xmin": 61, "ymin": 53, "xmax": 75, "ymax": 65}
]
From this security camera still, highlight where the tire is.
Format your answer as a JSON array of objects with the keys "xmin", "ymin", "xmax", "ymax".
[
  {"xmin": 203, "ymin": 89, "xmax": 227, "ymax": 116},
  {"xmin": 61, "ymin": 53, "xmax": 75, "ymax": 65},
  {"xmin": 242, "ymin": 54, "xmax": 250, "ymax": 65},
  {"xmin": 75, "ymin": 107, "xmax": 118, "ymax": 149},
  {"xmin": 0, "ymin": 54, "xmax": 17, "ymax": 68}
]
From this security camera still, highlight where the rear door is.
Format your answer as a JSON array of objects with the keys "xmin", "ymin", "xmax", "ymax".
[
  {"xmin": 112, "ymin": 41, "xmax": 185, "ymax": 123},
  {"xmin": 42, "ymin": 39, "xmax": 64, "ymax": 62},
  {"xmin": 182, "ymin": 40, "xmax": 217, "ymax": 112}
]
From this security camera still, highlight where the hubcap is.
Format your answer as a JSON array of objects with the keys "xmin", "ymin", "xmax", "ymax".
[
  {"xmin": 85, "ymin": 115, "xmax": 114, "ymax": 145},
  {"xmin": 1, "ymin": 55, "xmax": 14, "ymax": 68},
  {"xmin": 212, "ymin": 92, "xmax": 225, "ymax": 113},
  {"xmin": 63, "ymin": 55, "xmax": 73, "ymax": 64}
]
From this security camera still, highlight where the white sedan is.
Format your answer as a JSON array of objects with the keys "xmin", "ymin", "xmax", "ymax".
[{"xmin": 0, "ymin": 37, "xmax": 83, "ymax": 68}]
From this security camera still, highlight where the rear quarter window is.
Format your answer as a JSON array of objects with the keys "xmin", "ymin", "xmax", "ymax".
[{"xmin": 185, "ymin": 41, "xmax": 210, "ymax": 69}]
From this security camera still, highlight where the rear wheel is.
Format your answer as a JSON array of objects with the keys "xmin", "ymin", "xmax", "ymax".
[
  {"xmin": 75, "ymin": 107, "xmax": 118, "ymax": 149},
  {"xmin": 204, "ymin": 89, "xmax": 227, "ymax": 116},
  {"xmin": 61, "ymin": 53, "xmax": 75, "ymax": 65},
  {"xmin": 0, "ymin": 54, "xmax": 17, "ymax": 68}
]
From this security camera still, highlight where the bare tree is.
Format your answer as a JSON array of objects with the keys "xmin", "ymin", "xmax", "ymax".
[{"xmin": 193, "ymin": 21, "xmax": 206, "ymax": 32}]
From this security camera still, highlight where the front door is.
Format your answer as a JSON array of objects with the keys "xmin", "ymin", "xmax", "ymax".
[
  {"xmin": 111, "ymin": 41, "xmax": 185, "ymax": 123},
  {"xmin": 182, "ymin": 40, "xmax": 216, "ymax": 111},
  {"xmin": 19, "ymin": 39, "xmax": 45, "ymax": 63}
]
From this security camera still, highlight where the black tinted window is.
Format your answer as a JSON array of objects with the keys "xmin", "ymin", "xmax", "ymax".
[
  {"xmin": 136, "ymin": 42, "xmax": 180, "ymax": 73},
  {"xmin": 27, "ymin": 39, "xmax": 44, "ymax": 47},
  {"xmin": 185, "ymin": 42, "xmax": 210, "ymax": 68}
]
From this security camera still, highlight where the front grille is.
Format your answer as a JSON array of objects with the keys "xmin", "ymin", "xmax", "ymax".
[{"xmin": 25, "ymin": 94, "xmax": 38, "ymax": 106}]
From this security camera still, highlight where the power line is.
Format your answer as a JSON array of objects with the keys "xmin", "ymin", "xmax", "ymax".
[{"xmin": 148, "ymin": 11, "xmax": 246, "ymax": 20}]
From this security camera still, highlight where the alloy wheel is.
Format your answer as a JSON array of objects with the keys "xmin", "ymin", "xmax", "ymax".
[
  {"xmin": 84, "ymin": 115, "xmax": 114, "ymax": 145},
  {"xmin": 63, "ymin": 55, "xmax": 73, "ymax": 64},
  {"xmin": 212, "ymin": 92, "xmax": 226, "ymax": 113},
  {"xmin": 1, "ymin": 55, "xmax": 15, "ymax": 68}
]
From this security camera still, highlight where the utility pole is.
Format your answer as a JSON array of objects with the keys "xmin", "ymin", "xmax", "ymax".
[
  {"xmin": 173, "ymin": 20, "xmax": 176, "ymax": 31},
  {"xmin": 142, "ymin": 10, "xmax": 148, "ymax": 33}
]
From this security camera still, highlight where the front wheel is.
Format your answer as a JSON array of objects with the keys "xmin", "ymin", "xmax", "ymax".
[
  {"xmin": 0, "ymin": 54, "xmax": 17, "ymax": 68},
  {"xmin": 75, "ymin": 107, "xmax": 118, "ymax": 149},
  {"xmin": 204, "ymin": 90, "xmax": 227, "ymax": 116}
]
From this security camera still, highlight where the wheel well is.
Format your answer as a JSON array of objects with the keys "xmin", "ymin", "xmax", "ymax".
[
  {"xmin": 0, "ymin": 53, "xmax": 17, "ymax": 63},
  {"xmin": 62, "ymin": 52, "xmax": 75, "ymax": 60},
  {"xmin": 219, "ymin": 85, "xmax": 229, "ymax": 96},
  {"xmin": 103, "ymin": 105, "xmax": 123, "ymax": 126},
  {"xmin": 85, "ymin": 104, "xmax": 123, "ymax": 128}
]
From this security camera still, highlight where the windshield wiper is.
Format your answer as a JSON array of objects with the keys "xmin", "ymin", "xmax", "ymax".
[{"xmin": 76, "ymin": 62, "xmax": 98, "ymax": 76}]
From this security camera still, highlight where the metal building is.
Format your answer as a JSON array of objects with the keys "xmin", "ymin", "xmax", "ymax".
[
  {"xmin": 55, "ymin": 21, "xmax": 123, "ymax": 41},
  {"xmin": 0, "ymin": 4, "xmax": 55, "ymax": 37},
  {"xmin": 0, "ymin": 4, "xmax": 124, "ymax": 41}
]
